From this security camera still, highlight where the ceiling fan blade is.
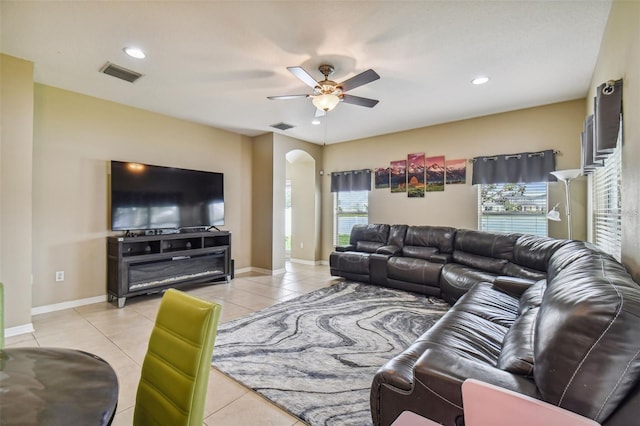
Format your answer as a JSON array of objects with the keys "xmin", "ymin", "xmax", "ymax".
[
  {"xmin": 341, "ymin": 94, "xmax": 379, "ymax": 108},
  {"xmin": 339, "ymin": 69, "xmax": 380, "ymax": 92},
  {"xmin": 314, "ymin": 108, "xmax": 326, "ymax": 118},
  {"xmin": 287, "ymin": 66, "xmax": 318, "ymax": 88},
  {"xmin": 267, "ymin": 94, "xmax": 309, "ymax": 100}
]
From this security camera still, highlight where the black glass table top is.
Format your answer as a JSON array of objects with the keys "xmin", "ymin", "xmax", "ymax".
[{"xmin": 0, "ymin": 347, "xmax": 119, "ymax": 425}]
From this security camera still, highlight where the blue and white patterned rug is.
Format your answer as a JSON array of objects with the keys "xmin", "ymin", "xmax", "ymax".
[{"xmin": 211, "ymin": 281, "xmax": 449, "ymax": 426}]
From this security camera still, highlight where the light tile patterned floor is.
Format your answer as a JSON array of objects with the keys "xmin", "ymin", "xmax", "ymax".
[{"xmin": 5, "ymin": 263, "xmax": 339, "ymax": 426}]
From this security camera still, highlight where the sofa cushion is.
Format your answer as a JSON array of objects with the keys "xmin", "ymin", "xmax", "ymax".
[
  {"xmin": 387, "ymin": 257, "xmax": 443, "ymax": 286},
  {"xmin": 440, "ymin": 263, "xmax": 499, "ymax": 304},
  {"xmin": 519, "ymin": 279, "xmax": 546, "ymax": 314},
  {"xmin": 356, "ymin": 241, "xmax": 385, "ymax": 253},
  {"xmin": 405, "ymin": 226, "xmax": 456, "ymax": 253},
  {"xmin": 450, "ymin": 282, "xmax": 519, "ymax": 328},
  {"xmin": 513, "ymin": 234, "xmax": 571, "ymax": 272},
  {"xmin": 453, "ymin": 250, "xmax": 508, "ymax": 274},
  {"xmin": 388, "ymin": 224, "xmax": 408, "ymax": 247},
  {"xmin": 454, "ymin": 229, "xmax": 519, "ymax": 261},
  {"xmin": 348, "ymin": 223, "xmax": 390, "ymax": 246},
  {"xmin": 502, "ymin": 262, "xmax": 547, "ymax": 281},
  {"xmin": 497, "ymin": 306, "xmax": 539, "ymax": 377},
  {"xmin": 402, "ymin": 246, "xmax": 438, "ymax": 260},
  {"xmin": 330, "ymin": 251, "xmax": 371, "ymax": 275}
]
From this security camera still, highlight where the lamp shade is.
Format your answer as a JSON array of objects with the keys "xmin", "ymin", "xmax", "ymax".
[
  {"xmin": 550, "ymin": 169, "xmax": 581, "ymax": 182},
  {"xmin": 312, "ymin": 94, "xmax": 340, "ymax": 112},
  {"xmin": 547, "ymin": 204, "xmax": 561, "ymax": 221}
]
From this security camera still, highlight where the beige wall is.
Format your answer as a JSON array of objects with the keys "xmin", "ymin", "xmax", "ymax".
[
  {"xmin": 322, "ymin": 100, "xmax": 586, "ymax": 260},
  {"xmin": 251, "ymin": 133, "xmax": 275, "ymax": 270},
  {"xmin": 250, "ymin": 133, "xmax": 322, "ymax": 270},
  {"xmin": 0, "ymin": 54, "xmax": 34, "ymax": 328},
  {"xmin": 32, "ymin": 84, "xmax": 253, "ymax": 308},
  {"xmin": 273, "ymin": 134, "xmax": 323, "ymax": 267},
  {"xmin": 587, "ymin": 0, "xmax": 640, "ymax": 281},
  {"xmin": 288, "ymin": 152, "xmax": 316, "ymax": 262}
]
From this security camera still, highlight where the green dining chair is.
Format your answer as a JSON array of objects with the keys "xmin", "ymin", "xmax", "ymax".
[{"xmin": 133, "ymin": 289, "xmax": 221, "ymax": 426}]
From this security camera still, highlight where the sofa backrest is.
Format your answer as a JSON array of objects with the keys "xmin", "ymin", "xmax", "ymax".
[
  {"xmin": 349, "ymin": 224, "xmax": 390, "ymax": 253},
  {"xmin": 388, "ymin": 224, "xmax": 409, "ymax": 248},
  {"xmin": 452, "ymin": 229, "xmax": 520, "ymax": 274},
  {"xmin": 535, "ymin": 242, "xmax": 640, "ymax": 423},
  {"xmin": 502, "ymin": 235, "xmax": 571, "ymax": 281},
  {"xmin": 402, "ymin": 226, "xmax": 456, "ymax": 260}
]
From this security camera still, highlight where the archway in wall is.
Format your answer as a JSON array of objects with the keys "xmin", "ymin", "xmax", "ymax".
[{"xmin": 285, "ymin": 150, "xmax": 316, "ymax": 265}]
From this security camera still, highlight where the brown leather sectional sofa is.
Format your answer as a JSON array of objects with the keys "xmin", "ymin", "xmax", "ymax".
[{"xmin": 329, "ymin": 224, "xmax": 640, "ymax": 426}]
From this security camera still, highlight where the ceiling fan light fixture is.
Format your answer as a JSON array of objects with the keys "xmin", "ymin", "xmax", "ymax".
[
  {"xmin": 312, "ymin": 94, "xmax": 340, "ymax": 112},
  {"xmin": 123, "ymin": 47, "xmax": 146, "ymax": 59}
]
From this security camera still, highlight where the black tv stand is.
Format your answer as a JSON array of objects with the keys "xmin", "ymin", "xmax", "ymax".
[
  {"xmin": 107, "ymin": 231, "xmax": 231, "ymax": 308},
  {"xmin": 207, "ymin": 225, "xmax": 221, "ymax": 232}
]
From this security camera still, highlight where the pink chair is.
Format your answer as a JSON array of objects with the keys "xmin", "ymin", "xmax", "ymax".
[{"xmin": 461, "ymin": 379, "xmax": 600, "ymax": 426}]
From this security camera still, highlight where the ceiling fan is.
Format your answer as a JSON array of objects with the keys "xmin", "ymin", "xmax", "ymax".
[{"xmin": 268, "ymin": 64, "xmax": 380, "ymax": 116}]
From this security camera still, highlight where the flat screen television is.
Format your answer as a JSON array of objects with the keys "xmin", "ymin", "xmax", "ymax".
[{"xmin": 110, "ymin": 161, "xmax": 224, "ymax": 231}]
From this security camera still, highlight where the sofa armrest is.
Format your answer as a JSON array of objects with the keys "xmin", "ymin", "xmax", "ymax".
[
  {"xmin": 376, "ymin": 245, "xmax": 402, "ymax": 256},
  {"xmin": 335, "ymin": 245, "xmax": 355, "ymax": 252},
  {"xmin": 413, "ymin": 349, "xmax": 537, "ymax": 409},
  {"xmin": 492, "ymin": 276, "xmax": 537, "ymax": 298},
  {"xmin": 430, "ymin": 253, "xmax": 453, "ymax": 264}
]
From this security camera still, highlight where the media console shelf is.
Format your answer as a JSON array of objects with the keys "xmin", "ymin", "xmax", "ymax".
[{"xmin": 107, "ymin": 231, "xmax": 231, "ymax": 308}]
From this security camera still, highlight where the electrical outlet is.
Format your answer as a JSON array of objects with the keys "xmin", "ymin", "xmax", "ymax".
[
  {"xmin": 55, "ymin": 271, "xmax": 65, "ymax": 282},
  {"xmin": 300, "ymin": 242, "xmax": 304, "ymax": 249}
]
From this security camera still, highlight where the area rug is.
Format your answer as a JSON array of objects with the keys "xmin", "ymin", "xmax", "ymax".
[{"xmin": 211, "ymin": 281, "xmax": 449, "ymax": 426}]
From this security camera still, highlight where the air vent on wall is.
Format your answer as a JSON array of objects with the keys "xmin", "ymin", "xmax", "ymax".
[
  {"xmin": 270, "ymin": 122, "xmax": 295, "ymax": 131},
  {"xmin": 99, "ymin": 62, "xmax": 143, "ymax": 83}
]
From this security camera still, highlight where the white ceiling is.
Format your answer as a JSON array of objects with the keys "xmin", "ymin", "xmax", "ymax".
[{"xmin": 1, "ymin": 1, "xmax": 612, "ymax": 145}]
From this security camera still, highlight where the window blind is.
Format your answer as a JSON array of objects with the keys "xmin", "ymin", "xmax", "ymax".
[
  {"xmin": 592, "ymin": 139, "xmax": 622, "ymax": 261},
  {"xmin": 334, "ymin": 191, "xmax": 368, "ymax": 246},
  {"xmin": 478, "ymin": 182, "xmax": 548, "ymax": 236}
]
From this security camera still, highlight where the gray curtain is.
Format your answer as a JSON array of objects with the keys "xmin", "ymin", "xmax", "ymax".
[
  {"xmin": 330, "ymin": 169, "xmax": 371, "ymax": 192},
  {"xmin": 595, "ymin": 78, "xmax": 622, "ymax": 160},
  {"xmin": 471, "ymin": 150, "xmax": 556, "ymax": 185},
  {"xmin": 581, "ymin": 114, "xmax": 602, "ymax": 175}
]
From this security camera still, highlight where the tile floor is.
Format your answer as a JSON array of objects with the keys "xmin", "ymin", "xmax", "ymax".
[{"xmin": 5, "ymin": 263, "xmax": 339, "ymax": 426}]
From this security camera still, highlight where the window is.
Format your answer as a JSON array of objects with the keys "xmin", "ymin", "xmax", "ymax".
[
  {"xmin": 478, "ymin": 182, "xmax": 548, "ymax": 236},
  {"xmin": 334, "ymin": 190, "xmax": 368, "ymax": 246},
  {"xmin": 592, "ymin": 140, "xmax": 622, "ymax": 261}
]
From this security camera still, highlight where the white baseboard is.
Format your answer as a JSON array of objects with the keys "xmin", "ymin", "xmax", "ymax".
[
  {"xmin": 237, "ymin": 263, "xmax": 327, "ymax": 276},
  {"xmin": 245, "ymin": 266, "xmax": 288, "ymax": 275},
  {"xmin": 31, "ymin": 295, "xmax": 107, "ymax": 316},
  {"xmin": 289, "ymin": 258, "xmax": 325, "ymax": 266},
  {"xmin": 235, "ymin": 266, "xmax": 253, "ymax": 275},
  {"xmin": 5, "ymin": 323, "xmax": 35, "ymax": 338}
]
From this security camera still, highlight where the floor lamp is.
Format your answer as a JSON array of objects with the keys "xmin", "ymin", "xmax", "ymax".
[{"xmin": 549, "ymin": 169, "xmax": 581, "ymax": 239}]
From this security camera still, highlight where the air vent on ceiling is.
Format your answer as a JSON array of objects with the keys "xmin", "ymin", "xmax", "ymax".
[
  {"xmin": 270, "ymin": 122, "xmax": 295, "ymax": 131},
  {"xmin": 99, "ymin": 62, "xmax": 143, "ymax": 83}
]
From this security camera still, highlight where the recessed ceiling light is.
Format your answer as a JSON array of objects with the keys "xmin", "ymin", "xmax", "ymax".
[
  {"xmin": 123, "ymin": 47, "xmax": 146, "ymax": 59},
  {"xmin": 312, "ymin": 119, "xmax": 321, "ymax": 125},
  {"xmin": 471, "ymin": 76, "xmax": 489, "ymax": 85}
]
